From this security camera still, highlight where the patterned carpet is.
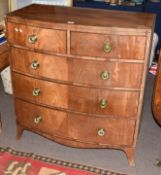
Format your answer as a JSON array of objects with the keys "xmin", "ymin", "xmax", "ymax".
[{"xmin": 0, "ymin": 147, "xmax": 128, "ymax": 175}]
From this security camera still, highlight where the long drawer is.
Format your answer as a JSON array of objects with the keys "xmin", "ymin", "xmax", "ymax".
[
  {"xmin": 12, "ymin": 73, "xmax": 139, "ymax": 118},
  {"xmin": 7, "ymin": 22, "xmax": 67, "ymax": 53},
  {"xmin": 15, "ymin": 99, "xmax": 136, "ymax": 146},
  {"xmin": 71, "ymin": 32, "xmax": 146, "ymax": 59},
  {"xmin": 11, "ymin": 47, "xmax": 143, "ymax": 89}
]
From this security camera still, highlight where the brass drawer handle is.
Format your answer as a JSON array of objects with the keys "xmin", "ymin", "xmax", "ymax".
[
  {"xmin": 99, "ymin": 99, "xmax": 107, "ymax": 109},
  {"xmin": 33, "ymin": 88, "xmax": 40, "ymax": 96},
  {"xmin": 98, "ymin": 128, "xmax": 105, "ymax": 137},
  {"xmin": 31, "ymin": 60, "xmax": 39, "ymax": 70},
  {"xmin": 28, "ymin": 34, "xmax": 38, "ymax": 44},
  {"xmin": 34, "ymin": 115, "xmax": 42, "ymax": 124},
  {"xmin": 103, "ymin": 42, "xmax": 112, "ymax": 53},
  {"xmin": 101, "ymin": 71, "xmax": 110, "ymax": 80}
]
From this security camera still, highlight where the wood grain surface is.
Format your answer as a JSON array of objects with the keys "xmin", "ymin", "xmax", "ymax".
[
  {"xmin": 71, "ymin": 32, "xmax": 146, "ymax": 59},
  {"xmin": 7, "ymin": 22, "xmax": 66, "ymax": 53},
  {"xmin": 15, "ymin": 99, "xmax": 136, "ymax": 147},
  {"xmin": 11, "ymin": 47, "xmax": 143, "ymax": 89},
  {"xmin": 12, "ymin": 73, "xmax": 139, "ymax": 118},
  {"xmin": 6, "ymin": 4, "xmax": 155, "ymax": 30}
]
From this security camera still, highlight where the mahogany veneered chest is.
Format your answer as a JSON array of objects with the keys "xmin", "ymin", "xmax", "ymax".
[{"xmin": 6, "ymin": 4, "xmax": 155, "ymax": 166}]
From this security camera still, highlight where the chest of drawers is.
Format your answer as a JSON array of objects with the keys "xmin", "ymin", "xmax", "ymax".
[{"xmin": 6, "ymin": 4, "xmax": 155, "ymax": 166}]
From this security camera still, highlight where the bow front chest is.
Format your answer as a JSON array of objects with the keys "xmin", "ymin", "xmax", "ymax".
[{"xmin": 6, "ymin": 4, "xmax": 155, "ymax": 165}]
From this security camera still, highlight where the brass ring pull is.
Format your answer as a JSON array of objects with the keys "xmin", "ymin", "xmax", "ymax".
[
  {"xmin": 31, "ymin": 60, "xmax": 39, "ymax": 70},
  {"xmin": 103, "ymin": 42, "xmax": 112, "ymax": 53},
  {"xmin": 101, "ymin": 71, "xmax": 110, "ymax": 80},
  {"xmin": 33, "ymin": 88, "xmax": 40, "ymax": 96},
  {"xmin": 34, "ymin": 115, "xmax": 42, "ymax": 124},
  {"xmin": 98, "ymin": 128, "xmax": 105, "ymax": 137},
  {"xmin": 28, "ymin": 34, "xmax": 38, "ymax": 44},
  {"xmin": 99, "ymin": 99, "xmax": 107, "ymax": 109}
]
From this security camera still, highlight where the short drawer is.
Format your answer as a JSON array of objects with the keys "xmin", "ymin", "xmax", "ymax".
[
  {"xmin": 7, "ymin": 22, "xmax": 67, "ymax": 53},
  {"xmin": 15, "ymin": 99, "xmax": 135, "ymax": 146},
  {"xmin": 15, "ymin": 99, "xmax": 68, "ymax": 137},
  {"xmin": 71, "ymin": 32, "xmax": 146, "ymax": 60},
  {"xmin": 11, "ymin": 47, "xmax": 143, "ymax": 89},
  {"xmin": 12, "ymin": 73, "xmax": 139, "ymax": 118}
]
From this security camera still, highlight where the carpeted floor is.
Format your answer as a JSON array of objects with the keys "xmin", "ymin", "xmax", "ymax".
[{"xmin": 0, "ymin": 74, "xmax": 161, "ymax": 175}]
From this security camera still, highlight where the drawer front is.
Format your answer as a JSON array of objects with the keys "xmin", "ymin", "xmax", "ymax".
[
  {"xmin": 7, "ymin": 22, "xmax": 67, "ymax": 53},
  {"xmin": 15, "ymin": 99, "xmax": 135, "ymax": 146},
  {"xmin": 12, "ymin": 73, "xmax": 139, "ymax": 118},
  {"xmin": 71, "ymin": 32, "xmax": 146, "ymax": 59},
  {"xmin": 15, "ymin": 99, "xmax": 68, "ymax": 136},
  {"xmin": 68, "ymin": 113, "xmax": 135, "ymax": 146},
  {"xmin": 11, "ymin": 48, "xmax": 143, "ymax": 88}
]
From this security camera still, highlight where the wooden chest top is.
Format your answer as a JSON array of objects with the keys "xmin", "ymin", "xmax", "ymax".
[{"xmin": 6, "ymin": 4, "xmax": 155, "ymax": 30}]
